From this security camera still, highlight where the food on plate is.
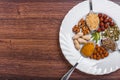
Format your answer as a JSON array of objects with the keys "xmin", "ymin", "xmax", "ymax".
[
  {"xmin": 102, "ymin": 25, "xmax": 120, "ymax": 41},
  {"xmin": 72, "ymin": 18, "xmax": 90, "ymax": 35},
  {"xmin": 92, "ymin": 32, "xmax": 100, "ymax": 43},
  {"xmin": 98, "ymin": 13, "xmax": 102, "ymax": 18},
  {"xmin": 78, "ymin": 38, "xmax": 87, "ymax": 44},
  {"xmin": 86, "ymin": 13, "xmax": 99, "ymax": 31},
  {"xmin": 72, "ymin": 32, "xmax": 90, "ymax": 50},
  {"xmin": 97, "ymin": 13, "xmax": 115, "ymax": 32},
  {"xmin": 90, "ymin": 44, "xmax": 109, "ymax": 60},
  {"xmin": 72, "ymin": 12, "xmax": 119, "ymax": 60},
  {"xmin": 72, "ymin": 32, "xmax": 83, "ymax": 40},
  {"xmin": 82, "ymin": 35, "xmax": 91, "ymax": 41},
  {"xmin": 78, "ymin": 18, "xmax": 90, "ymax": 35},
  {"xmin": 101, "ymin": 38, "xmax": 116, "ymax": 51},
  {"xmin": 81, "ymin": 42, "xmax": 95, "ymax": 57},
  {"xmin": 73, "ymin": 39, "xmax": 80, "ymax": 50},
  {"xmin": 77, "ymin": 32, "xmax": 84, "ymax": 36},
  {"xmin": 78, "ymin": 18, "xmax": 85, "ymax": 27},
  {"xmin": 72, "ymin": 32, "xmax": 91, "ymax": 50},
  {"xmin": 82, "ymin": 25, "xmax": 90, "ymax": 35},
  {"xmin": 72, "ymin": 25, "xmax": 80, "ymax": 33}
]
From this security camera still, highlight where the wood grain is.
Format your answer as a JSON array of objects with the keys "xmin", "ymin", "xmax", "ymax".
[{"xmin": 0, "ymin": 0, "xmax": 119, "ymax": 80}]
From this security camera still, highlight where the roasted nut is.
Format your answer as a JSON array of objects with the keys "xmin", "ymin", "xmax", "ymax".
[
  {"xmin": 99, "ymin": 17, "xmax": 104, "ymax": 22},
  {"xmin": 101, "ymin": 54, "xmax": 104, "ymax": 59},
  {"xmin": 78, "ymin": 18, "xmax": 85, "ymax": 27},
  {"xmin": 100, "ymin": 22, "xmax": 104, "ymax": 27},
  {"xmin": 104, "ymin": 52, "xmax": 109, "ymax": 57},
  {"xmin": 72, "ymin": 32, "xmax": 83, "ymax": 40},
  {"xmin": 104, "ymin": 19, "xmax": 108, "ymax": 23},
  {"xmin": 98, "ymin": 13, "xmax": 102, "ymax": 18},
  {"xmin": 101, "ymin": 26, "xmax": 105, "ymax": 31},
  {"xmin": 73, "ymin": 40, "xmax": 80, "ymax": 50},
  {"xmin": 110, "ymin": 22, "xmax": 115, "ymax": 26},
  {"xmin": 108, "ymin": 18, "xmax": 112, "ymax": 22},
  {"xmin": 93, "ymin": 55, "xmax": 97, "ymax": 59},
  {"xmin": 90, "ymin": 45, "xmax": 109, "ymax": 60},
  {"xmin": 72, "ymin": 25, "xmax": 80, "ymax": 33},
  {"xmin": 104, "ymin": 23, "xmax": 109, "ymax": 29},
  {"xmin": 96, "ymin": 56, "xmax": 100, "ymax": 60},
  {"xmin": 82, "ymin": 26, "xmax": 90, "ymax": 35},
  {"xmin": 103, "ymin": 14, "xmax": 107, "ymax": 19}
]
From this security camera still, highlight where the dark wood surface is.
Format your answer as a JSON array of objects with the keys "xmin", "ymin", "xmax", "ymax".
[{"xmin": 0, "ymin": 0, "xmax": 119, "ymax": 80}]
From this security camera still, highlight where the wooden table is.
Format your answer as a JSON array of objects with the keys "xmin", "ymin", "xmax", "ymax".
[{"xmin": 0, "ymin": 0, "xmax": 120, "ymax": 80}]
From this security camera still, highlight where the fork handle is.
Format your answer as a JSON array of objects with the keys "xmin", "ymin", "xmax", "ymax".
[
  {"xmin": 61, "ymin": 63, "xmax": 78, "ymax": 80},
  {"xmin": 89, "ymin": 0, "xmax": 93, "ymax": 11}
]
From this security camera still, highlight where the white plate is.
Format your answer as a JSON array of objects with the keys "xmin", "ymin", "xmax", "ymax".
[{"xmin": 59, "ymin": 0, "xmax": 120, "ymax": 75}]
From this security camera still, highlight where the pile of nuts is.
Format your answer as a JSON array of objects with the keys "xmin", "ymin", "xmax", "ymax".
[
  {"xmin": 72, "ymin": 32, "xmax": 91, "ymax": 50},
  {"xmin": 72, "ymin": 13, "xmax": 119, "ymax": 60},
  {"xmin": 79, "ymin": 18, "xmax": 90, "ymax": 35},
  {"xmin": 101, "ymin": 38, "xmax": 116, "ymax": 51},
  {"xmin": 97, "ymin": 13, "xmax": 115, "ymax": 32},
  {"xmin": 72, "ymin": 25, "xmax": 80, "ymax": 34},
  {"xmin": 72, "ymin": 18, "xmax": 90, "ymax": 35},
  {"xmin": 90, "ymin": 45, "xmax": 109, "ymax": 60}
]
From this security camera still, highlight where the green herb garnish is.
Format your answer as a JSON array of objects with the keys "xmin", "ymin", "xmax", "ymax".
[{"xmin": 92, "ymin": 32, "xmax": 100, "ymax": 43}]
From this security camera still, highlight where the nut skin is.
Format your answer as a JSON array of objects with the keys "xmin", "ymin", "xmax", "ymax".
[
  {"xmin": 110, "ymin": 22, "xmax": 115, "ymax": 26},
  {"xmin": 101, "ymin": 27, "xmax": 105, "ymax": 31},
  {"xmin": 90, "ymin": 45, "xmax": 109, "ymax": 60},
  {"xmin": 104, "ymin": 23, "xmax": 109, "ymax": 29},
  {"xmin": 108, "ymin": 18, "xmax": 112, "ymax": 22},
  {"xmin": 100, "ymin": 22, "xmax": 104, "ymax": 27},
  {"xmin": 104, "ymin": 19, "xmax": 108, "ymax": 23},
  {"xmin": 103, "ymin": 14, "xmax": 107, "ymax": 19},
  {"xmin": 99, "ymin": 17, "xmax": 104, "ymax": 22},
  {"xmin": 98, "ymin": 13, "xmax": 102, "ymax": 18},
  {"xmin": 72, "ymin": 25, "xmax": 80, "ymax": 33}
]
